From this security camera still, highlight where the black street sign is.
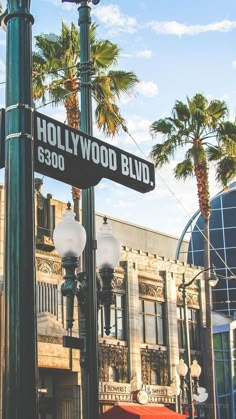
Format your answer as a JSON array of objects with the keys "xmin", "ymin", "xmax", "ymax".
[
  {"xmin": 0, "ymin": 109, "xmax": 155, "ymax": 193},
  {"xmin": 63, "ymin": 335, "xmax": 84, "ymax": 350}
]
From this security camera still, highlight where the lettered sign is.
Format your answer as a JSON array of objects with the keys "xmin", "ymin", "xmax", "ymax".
[
  {"xmin": 34, "ymin": 112, "xmax": 155, "ymax": 192},
  {"xmin": 0, "ymin": 109, "xmax": 155, "ymax": 193}
]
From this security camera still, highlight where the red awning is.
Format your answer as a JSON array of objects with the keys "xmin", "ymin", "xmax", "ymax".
[{"xmin": 99, "ymin": 405, "xmax": 186, "ymax": 419}]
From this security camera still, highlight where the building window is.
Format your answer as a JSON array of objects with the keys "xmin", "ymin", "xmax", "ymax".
[
  {"xmin": 177, "ymin": 306, "xmax": 200, "ymax": 350},
  {"xmin": 108, "ymin": 366, "xmax": 119, "ymax": 382},
  {"xmin": 139, "ymin": 299, "xmax": 164, "ymax": 345},
  {"xmin": 37, "ymin": 281, "xmax": 58, "ymax": 317},
  {"xmin": 98, "ymin": 294, "xmax": 125, "ymax": 340},
  {"xmin": 151, "ymin": 369, "xmax": 158, "ymax": 385}
]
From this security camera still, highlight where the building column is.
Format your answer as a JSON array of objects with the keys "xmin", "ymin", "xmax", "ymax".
[
  {"xmin": 165, "ymin": 271, "xmax": 180, "ymax": 388},
  {"xmin": 126, "ymin": 259, "xmax": 142, "ymax": 387}
]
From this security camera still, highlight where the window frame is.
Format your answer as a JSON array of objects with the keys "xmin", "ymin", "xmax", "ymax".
[{"xmin": 139, "ymin": 298, "xmax": 165, "ymax": 345}]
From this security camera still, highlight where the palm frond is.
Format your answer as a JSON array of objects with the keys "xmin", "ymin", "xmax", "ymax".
[
  {"xmin": 173, "ymin": 101, "xmax": 190, "ymax": 121},
  {"xmin": 207, "ymin": 100, "xmax": 228, "ymax": 122},
  {"xmin": 174, "ymin": 159, "xmax": 194, "ymax": 180},
  {"xmin": 215, "ymin": 157, "xmax": 236, "ymax": 187},
  {"xmin": 150, "ymin": 119, "xmax": 173, "ymax": 136},
  {"xmin": 207, "ymin": 145, "xmax": 223, "ymax": 161}
]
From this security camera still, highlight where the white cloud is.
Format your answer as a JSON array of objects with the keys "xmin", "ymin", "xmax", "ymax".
[
  {"xmin": 121, "ymin": 49, "xmax": 152, "ymax": 59},
  {"xmin": 232, "ymin": 60, "xmax": 236, "ymax": 69},
  {"xmin": 113, "ymin": 200, "xmax": 135, "ymax": 209},
  {"xmin": 44, "ymin": 0, "xmax": 74, "ymax": 11},
  {"xmin": 135, "ymin": 49, "xmax": 152, "ymax": 58},
  {"xmin": 92, "ymin": 5, "xmax": 137, "ymax": 34},
  {"xmin": 147, "ymin": 19, "xmax": 236, "ymax": 37},
  {"xmin": 139, "ymin": 80, "xmax": 159, "ymax": 97},
  {"xmin": 127, "ymin": 115, "xmax": 151, "ymax": 134},
  {"xmin": 49, "ymin": 109, "xmax": 66, "ymax": 123}
]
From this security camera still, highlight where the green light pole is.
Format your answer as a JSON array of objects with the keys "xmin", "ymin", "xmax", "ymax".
[
  {"xmin": 61, "ymin": 0, "xmax": 100, "ymax": 417},
  {"xmin": 3, "ymin": 1, "xmax": 38, "ymax": 419},
  {"xmin": 178, "ymin": 266, "xmax": 218, "ymax": 418},
  {"xmin": 79, "ymin": 1, "xmax": 99, "ymax": 418}
]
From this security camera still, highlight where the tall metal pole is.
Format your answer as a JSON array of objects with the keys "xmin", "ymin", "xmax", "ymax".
[
  {"xmin": 203, "ymin": 220, "xmax": 217, "ymax": 419},
  {"xmin": 3, "ymin": 1, "xmax": 38, "ymax": 419},
  {"xmin": 79, "ymin": 1, "xmax": 99, "ymax": 418},
  {"xmin": 182, "ymin": 277, "xmax": 194, "ymax": 419},
  {"xmin": 205, "ymin": 271, "xmax": 217, "ymax": 419}
]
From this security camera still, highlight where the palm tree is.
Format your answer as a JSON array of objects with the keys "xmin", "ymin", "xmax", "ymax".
[
  {"xmin": 33, "ymin": 21, "xmax": 138, "ymax": 218},
  {"xmin": 207, "ymin": 121, "xmax": 236, "ymax": 187},
  {"xmin": 149, "ymin": 93, "xmax": 235, "ymax": 419}
]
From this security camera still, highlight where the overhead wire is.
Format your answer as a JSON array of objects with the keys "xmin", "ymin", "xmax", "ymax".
[
  {"xmin": 1, "ymin": 61, "xmax": 234, "ymax": 279},
  {"xmin": 122, "ymin": 125, "xmax": 236, "ymax": 280}
]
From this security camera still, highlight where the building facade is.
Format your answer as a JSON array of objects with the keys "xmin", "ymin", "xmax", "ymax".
[
  {"xmin": 213, "ymin": 312, "xmax": 236, "ymax": 419},
  {"xmin": 0, "ymin": 183, "xmax": 207, "ymax": 418}
]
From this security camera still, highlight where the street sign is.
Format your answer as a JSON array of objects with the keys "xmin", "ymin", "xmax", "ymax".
[
  {"xmin": 63, "ymin": 335, "xmax": 84, "ymax": 350},
  {"xmin": 34, "ymin": 111, "xmax": 155, "ymax": 192},
  {"xmin": 0, "ymin": 109, "xmax": 155, "ymax": 193}
]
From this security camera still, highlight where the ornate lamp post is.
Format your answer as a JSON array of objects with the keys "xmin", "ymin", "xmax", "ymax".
[
  {"xmin": 178, "ymin": 266, "xmax": 218, "ymax": 419},
  {"xmin": 176, "ymin": 359, "xmax": 202, "ymax": 416},
  {"xmin": 60, "ymin": 1, "xmax": 101, "ymax": 416},
  {"xmin": 53, "ymin": 203, "xmax": 86, "ymax": 331},
  {"xmin": 97, "ymin": 216, "xmax": 121, "ymax": 336},
  {"xmin": 53, "ymin": 206, "xmax": 121, "ymax": 418}
]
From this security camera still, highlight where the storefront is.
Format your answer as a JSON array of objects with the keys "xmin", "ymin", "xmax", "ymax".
[{"xmin": 99, "ymin": 404, "xmax": 186, "ymax": 418}]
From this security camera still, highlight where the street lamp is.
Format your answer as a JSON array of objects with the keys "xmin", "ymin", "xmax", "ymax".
[
  {"xmin": 178, "ymin": 266, "xmax": 218, "ymax": 419},
  {"xmin": 176, "ymin": 359, "xmax": 201, "ymax": 416},
  {"xmin": 97, "ymin": 216, "xmax": 121, "ymax": 336},
  {"xmin": 53, "ymin": 202, "xmax": 86, "ymax": 331},
  {"xmin": 53, "ymin": 205, "xmax": 121, "ymax": 417}
]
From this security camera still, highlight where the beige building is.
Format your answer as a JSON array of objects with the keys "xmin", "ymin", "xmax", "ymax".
[{"xmin": 0, "ymin": 182, "xmax": 206, "ymax": 418}]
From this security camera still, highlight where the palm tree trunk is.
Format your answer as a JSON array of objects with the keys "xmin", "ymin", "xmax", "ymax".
[
  {"xmin": 203, "ymin": 218, "xmax": 217, "ymax": 419},
  {"xmin": 72, "ymin": 186, "xmax": 81, "ymax": 222},
  {"xmin": 65, "ymin": 90, "xmax": 81, "ymax": 222}
]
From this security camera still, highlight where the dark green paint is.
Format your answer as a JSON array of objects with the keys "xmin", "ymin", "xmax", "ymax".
[
  {"xmin": 3, "ymin": 1, "xmax": 38, "ymax": 419},
  {"xmin": 61, "ymin": 256, "xmax": 79, "ymax": 330},
  {"xmin": 79, "ymin": 1, "xmax": 99, "ymax": 418}
]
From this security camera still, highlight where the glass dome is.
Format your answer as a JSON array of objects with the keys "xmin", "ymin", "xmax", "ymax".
[
  {"xmin": 177, "ymin": 182, "xmax": 236, "ymax": 317},
  {"xmin": 96, "ymin": 217, "xmax": 121, "ymax": 269},
  {"xmin": 53, "ymin": 204, "xmax": 86, "ymax": 258}
]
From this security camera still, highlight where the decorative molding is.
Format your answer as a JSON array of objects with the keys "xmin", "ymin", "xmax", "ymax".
[
  {"xmin": 98, "ymin": 343, "xmax": 128, "ymax": 383},
  {"xmin": 36, "ymin": 257, "xmax": 61, "ymax": 275},
  {"xmin": 38, "ymin": 334, "xmax": 62, "ymax": 344},
  {"xmin": 177, "ymin": 290, "xmax": 199, "ymax": 308},
  {"xmin": 139, "ymin": 282, "xmax": 164, "ymax": 300},
  {"xmin": 141, "ymin": 348, "xmax": 169, "ymax": 386},
  {"xmin": 113, "ymin": 275, "xmax": 125, "ymax": 290}
]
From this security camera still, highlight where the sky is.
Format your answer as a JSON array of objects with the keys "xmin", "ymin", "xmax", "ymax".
[{"xmin": 0, "ymin": 0, "xmax": 235, "ymax": 238}]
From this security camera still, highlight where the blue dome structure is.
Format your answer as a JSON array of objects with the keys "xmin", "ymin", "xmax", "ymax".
[{"xmin": 176, "ymin": 182, "xmax": 236, "ymax": 317}]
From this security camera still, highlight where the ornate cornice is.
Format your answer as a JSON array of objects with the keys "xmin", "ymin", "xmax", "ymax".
[
  {"xmin": 139, "ymin": 282, "xmax": 164, "ymax": 300},
  {"xmin": 177, "ymin": 290, "xmax": 199, "ymax": 308}
]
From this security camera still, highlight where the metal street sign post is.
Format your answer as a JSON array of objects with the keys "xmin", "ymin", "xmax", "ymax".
[{"xmin": 3, "ymin": 2, "xmax": 38, "ymax": 419}]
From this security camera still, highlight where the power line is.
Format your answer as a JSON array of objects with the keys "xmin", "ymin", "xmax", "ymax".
[{"xmin": 123, "ymin": 126, "xmax": 236, "ymax": 279}]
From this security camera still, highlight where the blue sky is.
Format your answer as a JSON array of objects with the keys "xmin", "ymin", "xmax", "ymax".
[{"xmin": 0, "ymin": 0, "xmax": 236, "ymax": 237}]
